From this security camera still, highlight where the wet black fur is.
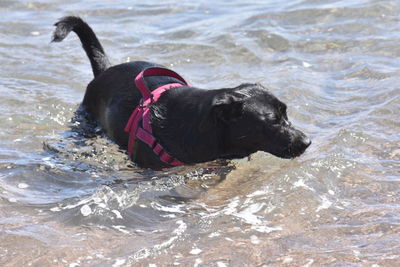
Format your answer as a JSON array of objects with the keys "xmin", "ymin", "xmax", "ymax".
[{"xmin": 52, "ymin": 16, "xmax": 311, "ymax": 169}]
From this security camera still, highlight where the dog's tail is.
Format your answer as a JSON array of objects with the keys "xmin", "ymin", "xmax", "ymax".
[{"xmin": 52, "ymin": 16, "xmax": 111, "ymax": 77}]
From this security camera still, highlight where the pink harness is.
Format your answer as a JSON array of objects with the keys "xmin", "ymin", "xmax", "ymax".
[{"xmin": 124, "ymin": 67, "xmax": 190, "ymax": 166}]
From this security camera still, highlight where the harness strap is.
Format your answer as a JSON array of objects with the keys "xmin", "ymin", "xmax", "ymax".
[
  {"xmin": 141, "ymin": 83, "xmax": 183, "ymax": 134},
  {"xmin": 124, "ymin": 67, "xmax": 189, "ymax": 166},
  {"xmin": 135, "ymin": 67, "xmax": 190, "ymax": 99}
]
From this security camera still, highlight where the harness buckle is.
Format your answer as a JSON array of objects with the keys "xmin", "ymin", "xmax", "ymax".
[{"xmin": 139, "ymin": 95, "xmax": 154, "ymax": 108}]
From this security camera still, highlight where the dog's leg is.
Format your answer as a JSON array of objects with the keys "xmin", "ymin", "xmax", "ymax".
[{"xmin": 51, "ymin": 16, "xmax": 111, "ymax": 77}]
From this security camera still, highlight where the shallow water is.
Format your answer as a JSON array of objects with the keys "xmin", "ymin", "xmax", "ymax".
[{"xmin": 1, "ymin": 0, "xmax": 400, "ymax": 266}]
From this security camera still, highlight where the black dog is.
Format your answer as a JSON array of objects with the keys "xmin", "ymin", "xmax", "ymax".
[{"xmin": 52, "ymin": 16, "xmax": 311, "ymax": 169}]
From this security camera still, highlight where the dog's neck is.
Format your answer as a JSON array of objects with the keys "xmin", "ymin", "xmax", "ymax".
[{"xmin": 150, "ymin": 86, "xmax": 224, "ymax": 164}]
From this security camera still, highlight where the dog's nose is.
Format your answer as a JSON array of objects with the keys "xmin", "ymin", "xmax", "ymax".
[
  {"xmin": 302, "ymin": 136, "xmax": 311, "ymax": 148},
  {"xmin": 288, "ymin": 130, "xmax": 312, "ymax": 158}
]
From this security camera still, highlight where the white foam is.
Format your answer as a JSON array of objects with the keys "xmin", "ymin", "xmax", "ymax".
[
  {"xmin": 112, "ymin": 258, "xmax": 126, "ymax": 267},
  {"xmin": 80, "ymin": 205, "xmax": 92, "ymax": 216},
  {"xmin": 189, "ymin": 248, "xmax": 202, "ymax": 255},
  {"xmin": 17, "ymin": 183, "xmax": 29, "ymax": 189},
  {"xmin": 251, "ymin": 225, "xmax": 283, "ymax": 233},
  {"xmin": 302, "ymin": 259, "xmax": 314, "ymax": 267},
  {"xmin": 293, "ymin": 179, "xmax": 315, "ymax": 192},
  {"xmin": 250, "ymin": 235, "xmax": 261, "ymax": 244},
  {"xmin": 152, "ymin": 203, "xmax": 185, "ymax": 214},
  {"xmin": 236, "ymin": 203, "xmax": 265, "ymax": 225},
  {"xmin": 112, "ymin": 210, "xmax": 123, "ymax": 219},
  {"xmin": 129, "ymin": 220, "xmax": 187, "ymax": 261},
  {"xmin": 283, "ymin": 257, "xmax": 293, "ymax": 263},
  {"xmin": 194, "ymin": 259, "xmax": 203, "ymax": 267},
  {"xmin": 247, "ymin": 189, "xmax": 268, "ymax": 198},
  {"xmin": 208, "ymin": 231, "xmax": 221, "ymax": 238},
  {"xmin": 112, "ymin": 225, "xmax": 130, "ymax": 234},
  {"xmin": 223, "ymin": 198, "xmax": 281, "ymax": 233},
  {"xmin": 316, "ymin": 195, "xmax": 332, "ymax": 212},
  {"xmin": 50, "ymin": 206, "xmax": 61, "ymax": 212}
]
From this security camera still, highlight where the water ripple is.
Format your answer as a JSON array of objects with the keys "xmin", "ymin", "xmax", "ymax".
[{"xmin": 1, "ymin": 0, "xmax": 400, "ymax": 266}]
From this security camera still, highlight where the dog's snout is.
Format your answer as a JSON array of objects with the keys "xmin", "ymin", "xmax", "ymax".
[
  {"xmin": 287, "ymin": 130, "xmax": 311, "ymax": 158},
  {"xmin": 296, "ymin": 132, "xmax": 311, "ymax": 151}
]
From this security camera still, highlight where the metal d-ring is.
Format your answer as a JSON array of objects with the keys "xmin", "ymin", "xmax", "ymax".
[{"xmin": 139, "ymin": 95, "xmax": 154, "ymax": 108}]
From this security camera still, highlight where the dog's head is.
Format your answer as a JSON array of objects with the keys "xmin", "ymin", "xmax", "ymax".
[{"xmin": 200, "ymin": 83, "xmax": 311, "ymax": 159}]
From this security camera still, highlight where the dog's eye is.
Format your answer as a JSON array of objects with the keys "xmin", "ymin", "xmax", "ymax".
[
  {"xmin": 266, "ymin": 114, "xmax": 280, "ymax": 125},
  {"xmin": 273, "ymin": 117, "xmax": 281, "ymax": 125}
]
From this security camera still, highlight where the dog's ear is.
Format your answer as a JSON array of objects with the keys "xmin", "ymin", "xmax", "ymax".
[{"xmin": 199, "ymin": 92, "xmax": 245, "ymax": 132}]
